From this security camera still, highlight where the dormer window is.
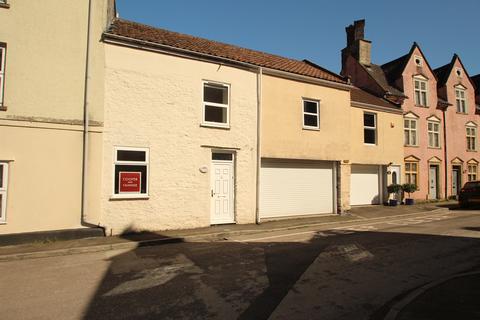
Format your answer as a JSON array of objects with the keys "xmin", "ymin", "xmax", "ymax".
[
  {"xmin": 455, "ymin": 68, "xmax": 462, "ymax": 77},
  {"xmin": 414, "ymin": 56, "xmax": 423, "ymax": 67},
  {"xmin": 414, "ymin": 77, "xmax": 428, "ymax": 107},
  {"xmin": 455, "ymin": 86, "xmax": 467, "ymax": 113}
]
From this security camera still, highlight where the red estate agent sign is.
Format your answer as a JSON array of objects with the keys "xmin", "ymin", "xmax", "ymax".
[{"xmin": 119, "ymin": 171, "xmax": 141, "ymax": 193}]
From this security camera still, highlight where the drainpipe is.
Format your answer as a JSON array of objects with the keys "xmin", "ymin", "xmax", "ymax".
[
  {"xmin": 255, "ymin": 67, "xmax": 263, "ymax": 224},
  {"xmin": 81, "ymin": 0, "xmax": 95, "ymax": 227},
  {"xmin": 443, "ymin": 109, "xmax": 448, "ymax": 199}
]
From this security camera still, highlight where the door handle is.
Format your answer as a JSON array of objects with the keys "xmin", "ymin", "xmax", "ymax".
[{"xmin": 211, "ymin": 190, "xmax": 214, "ymax": 197}]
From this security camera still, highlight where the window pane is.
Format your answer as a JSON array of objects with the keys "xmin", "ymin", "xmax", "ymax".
[
  {"xmin": 434, "ymin": 134, "xmax": 439, "ymax": 147},
  {"xmin": 428, "ymin": 123, "xmax": 432, "ymax": 131},
  {"xmin": 415, "ymin": 81, "xmax": 419, "ymax": 89},
  {"xmin": 0, "ymin": 49, "xmax": 3, "ymax": 72},
  {"xmin": 412, "ymin": 131, "xmax": 417, "ymax": 145},
  {"xmin": 429, "ymin": 133, "xmax": 433, "ymax": 147},
  {"xmin": 364, "ymin": 113, "xmax": 375, "ymax": 127},
  {"xmin": 303, "ymin": 101, "xmax": 318, "ymax": 114},
  {"xmin": 420, "ymin": 81, "xmax": 426, "ymax": 90},
  {"xmin": 117, "ymin": 150, "xmax": 146, "ymax": 162},
  {"xmin": 415, "ymin": 91, "xmax": 421, "ymax": 105},
  {"xmin": 304, "ymin": 114, "xmax": 318, "ymax": 127},
  {"xmin": 204, "ymin": 84, "xmax": 228, "ymax": 104},
  {"xmin": 205, "ymin": 105, "xmax": 227, "ymax": 123},
  {"xmin": 411, "ymin": 120, "xmax": 416, "ymax": 129},
  {"xmin": 114, "ymin": 165, "xmax": 147, "ymax": 194},
  {"xmin": 404, "ymin": 131, "xmax": 410, "ymax": 145},
  {"xmin": 404, "ymin": 119, "xmax": 409, "ymax": 129},
  {"xmin": 0, "ymin": 165, "xmax": 3, "ymax": 188},
  {"xmin": 412, "ymin": 163, "xmax": 417, "ymax": 171},
  {"xmin": 364, "ymin": 129, "xmax": 376, "ymax": 144},
  {"xmin": 421, "ymin": 92, "xmax": 427, "ymax": 105},
  {"xmin": 212, "ymin": 153, "xmax": 233, "ymax": 161}
]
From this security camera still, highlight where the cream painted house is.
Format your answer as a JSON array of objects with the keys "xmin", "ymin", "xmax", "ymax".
[{"xmin": 0, "ymin": 0, "xmax": 114, "ymax": 236}]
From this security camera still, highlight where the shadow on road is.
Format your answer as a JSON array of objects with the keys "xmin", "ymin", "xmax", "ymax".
[{"xmin": 81, "ymin": 227, "xmax": 480, "ymax": 320}]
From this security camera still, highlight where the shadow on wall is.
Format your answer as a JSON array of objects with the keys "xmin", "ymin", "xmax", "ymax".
[{"xmin": 82, "ymin": 228, "xmax": 480, "ymax": 320}]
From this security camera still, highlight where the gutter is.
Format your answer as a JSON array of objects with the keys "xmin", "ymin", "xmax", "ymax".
[
  {"xmin": 350, "ymin": 101, "xmax": 403, "ymax": 115},
  {"xmin": 443, "ymin": 109, "xmax": 448, "ymax": 199},
  {"xmin": 255, "ymin": 67, "xmax": 263, "ymax": 224},
  {"xmin": 81, "ymin": 0, "xmax": 97, "ymax": 228}
]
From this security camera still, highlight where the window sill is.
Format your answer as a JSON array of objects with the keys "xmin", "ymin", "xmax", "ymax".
[
  {"xmin": 0, "ymin": 3, "xmax": 10, "ymax": 9},
  {"xmin": 200, "ymin": 123, "xmax": 230, "ymax": 130},
  {"xmin": 0, "ymin": 222, "xmax": 6, "ymax": 225},
  {"xmin": 302, "ymin": 126, "xmax": 320, "ymax": 131},
  {"xmin": 0, "ymin": 106, "xmax": 7, "ymax": 111},
  {"xmin": 405, "ymin": 145, "xmax": 419, "ymax": 148},
  {"xmin": 364, "ymin": 143, "xmax": 377, "ymax": 146},
  {"xmin": 415, "ymin": 104, "xmax": 429, "ymax": 108},
  {"xmin": 427, "ymin": 146, "xmax": 442, "ymax": 149},
  {"xmin": 456, "ymin": 112, "xmax": 468, "ymax": 115},
  {"xmin": 467, "ymin": 150, "xmax": 477, "ymax": 152},
  {"xmin": 109, "ymin": 194, "xmax": 149, "ymax": 200}
]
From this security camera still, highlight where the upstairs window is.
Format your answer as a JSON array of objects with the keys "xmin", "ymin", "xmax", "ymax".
[
  {"xmin": 203, "ymin": 82, "xmax": 230, "ymax": 128},
  {"xmin": 427, "ymin": 121, "xmax": 440, "ymax": 148},
  {"xmin": 404, "ymin": 118, "xmax": 418, "ymax": 146},
  {"xmin": 302, "ymin": 99, "xmax": 319, "ymax": 130},
  {"xmin": 113, "ymin": 147, "xmax": 149, "ymax": 198},
  {"xmin": 414, "ymin": 78, "xmax": 428, "ymax": 107},
  {"xmin": 0, "ymin": 162, "xmax": 8, "ymax": 223},
  {"xmin": 466, "ymin": 125, "xmax": 477, "ymax": 151},
  {"xmin": 363, "ymin": 112, "xmax": 376, "ymax": 145},
  {"xmin": 0, "ymin": 44, "xmax": 5, "ymax": 107},
  {"xmin": 455, "ymin": 88, "xmax": 467, "ymax": 113}
]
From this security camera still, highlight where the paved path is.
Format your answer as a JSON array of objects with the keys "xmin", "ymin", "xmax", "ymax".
[{"xmin": 0, "ymin": 209, "xmax": 479, "ymax": 320}]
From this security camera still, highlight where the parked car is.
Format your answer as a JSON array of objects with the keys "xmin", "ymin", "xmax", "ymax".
[{"xmin": 459, "ymin": 181, "xmax": 480, "ymax": 208}]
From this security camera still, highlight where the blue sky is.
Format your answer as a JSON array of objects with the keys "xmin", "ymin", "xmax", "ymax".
[{"xmin": 116, "ymin": 0, "xmax": 480, "ymax": 76}]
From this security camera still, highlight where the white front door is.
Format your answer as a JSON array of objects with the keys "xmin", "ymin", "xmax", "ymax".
[
  {"xmin": 211, "ymin": 154, "xmax": 234, "ymax": 224},
  {"xmin": 390, "ymin": 165, "xmax": 401, "ymax": 200},
  {"xmin": 429, "ymin": 166, "xmax": 438, "ymax": 199}
]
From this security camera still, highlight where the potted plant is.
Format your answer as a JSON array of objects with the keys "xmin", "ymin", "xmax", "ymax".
[
  {"xmin": 402, "ymin": 183, "xmax": 418, "ymax": 205},
  {"xmin": 387, "ymin": 184, "xmax": 402, "ymax": 206}
]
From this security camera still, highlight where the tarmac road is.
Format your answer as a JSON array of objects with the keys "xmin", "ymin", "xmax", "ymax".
[{"xmin": 1, "ymin": 209, "xmax": 479, "ymax": 320}]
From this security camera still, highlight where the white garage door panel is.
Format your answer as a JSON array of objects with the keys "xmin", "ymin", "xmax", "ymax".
[
  {"xmin": 350, "ymin": 165, "xmax": 380, "ymax": 205},
  {"xmin": 260, "ymin": 161, "xmax": 334, "ymax": 218}
]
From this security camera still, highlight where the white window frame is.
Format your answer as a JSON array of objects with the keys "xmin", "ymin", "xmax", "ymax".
[
  {"xmin": 427, "ymin": 120, "xmax": 441, "ymax": 148},
  {"xmin": 466, "ymin": 124, "xmax": 477, "ymax": 151},
  {"xmin": 0, "ymin": 162, "xmax": 8, "ymax": 224},
  {"xmin": 405, "ymin": 161, "xmax": 419, "ymax": 186},
  {"xmin": 414, "ymin": 77, "xmax": 428, "ymax": 107},
  {"xmin": 302, "ymin": 98, "xmax": 320, "ymax": 130},
  {"xmin": 414, "ymin": 55, "xmax": 423, "ymax": 67},
  {"xmin": 455, "ymin": 87, "xmax": 467, "ymax": 113},
  {"xmin": 0, "ymin": 44, "xmax": 6, "ymax": 107},
  {"xmin": 468, "ymin": 163, "xmax": 477, "ymax": 181},
  {"xmin": 363, "ymin": 112, "xmax": 377, "ymax": 145},
  {"xmin": 404, "ymin": 118, "xmax": 418, "ymax": 146},
  {"xmin": 202, "ymin": 81, "xmax": 230, "ymax": 128},
  {"xmin": 112, "ymin": 146, "xmax": 149, "ymax": 199}
]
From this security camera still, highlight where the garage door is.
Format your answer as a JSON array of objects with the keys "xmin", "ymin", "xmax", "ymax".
[
  {"xmin": 260, "ymin": 160, "xmax": 334, "ymax": 219},
  {"xmin": 350, "ymin": 165, "xmax": 380, "ymax": 205}
]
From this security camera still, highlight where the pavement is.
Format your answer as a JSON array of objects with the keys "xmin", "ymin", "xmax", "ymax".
[{"xmin": 0, "ymin": 202, "xmax": 451, "ymax": 261}]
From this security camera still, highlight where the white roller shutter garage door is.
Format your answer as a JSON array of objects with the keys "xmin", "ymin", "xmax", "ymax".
[
  {"xmin": 260, "ymin": 160, "xmax": 334, "ymax": 219},
  {"xmin": 350, "ymin": 165, "xmax": 380, "ymax": 205}
]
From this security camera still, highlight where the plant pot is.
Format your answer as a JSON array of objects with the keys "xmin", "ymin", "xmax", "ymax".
[
  {"xmin": 405, "ymin": 198, "xmax": 415, "ymax": 205},
  {"xmin": 389, "ymin": 199, "xmax": 398, "ymax": 206}
]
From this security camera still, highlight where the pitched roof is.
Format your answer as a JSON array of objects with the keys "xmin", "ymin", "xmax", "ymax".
[
  {"xmin": 361, "ymin": 63, "xmax": 406, "ymax": 97},
  {"xmin": 470, "ymin": 74, "xmax": 479, "ymax": 92},
  {"xmin": 434, "ymin": 54, "xmax": 477, "ymax": 91},
  {"xmin": 350, "ymin": 86, "xmax": 401, "ymax": 110},
  {"xmin": 105, "ymin": 19, "xmax": 346, "ymax": 84}
]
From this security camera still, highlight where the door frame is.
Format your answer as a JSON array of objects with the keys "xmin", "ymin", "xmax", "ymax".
[
  {"xmin": 429, "ymin": 164, "xmax": 439, "ymax": 199},
  {"xmin": 210, "ymin": 150, "xmax": 235, "ymax": 224},
  {"xmin": 390, "ymin": 165, "xmax": 401, "ymax": 200}
]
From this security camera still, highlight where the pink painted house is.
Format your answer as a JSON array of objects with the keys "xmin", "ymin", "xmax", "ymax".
[
  {"xmin": 341, "ymin": 20, "xmax": 479, "ymax": 201},
  {"xmin": 434, "ymin": 56, "xmax": 480, "ymax": 197}
]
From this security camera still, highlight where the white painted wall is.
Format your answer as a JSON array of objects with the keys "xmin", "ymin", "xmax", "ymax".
[{"xmin": 102, "ymin": 44, "xmax": 258, "ymax": 235}]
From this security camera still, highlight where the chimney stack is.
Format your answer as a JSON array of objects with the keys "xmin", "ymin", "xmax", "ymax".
[{"xmin": 341, "ymin": 19, "xmax": 371, "ymax": 72}]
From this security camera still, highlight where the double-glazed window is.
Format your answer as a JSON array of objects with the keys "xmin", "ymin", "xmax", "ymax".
[
  {"xmin": 414, "ymin": 78, "xmax": 428, "ymax": 107},
  {"xmin": 456, "ymin": 88, "xmax": 467, "ymax": 113},
  {"xmin": 427, "ymin": 121, "xmax": 440, "ymax": 148},
  {"xmin": 0, "ymin": 44, "xmax": 6, "ymax": 107},
  {"xmin": 0, "ymin": 163, "xmax": 8, "ymax": 223},
  {"xmin": 405, "ymin": 161, "xmax": 418, "ymax": 186},
  {"xmin": 364, "ymin": 113, "xmax": 376, "ymax": 144},
  {"xmin": 302, "ymin": 99, "xmax": 319, "ymax": 130},
  {"xmin": 113, "ymin": 147, "xmax": 149, "ymax": 197},
  {"xmin": 203, "ymin": 82, "xmax": 229, "ymax": 127},
  {"xmin": 404, "ymin": 118, "xmax": 418, "ymax": 146},
  {"xmin": 466, "ymin": 125, "xmax": 477, "ymax": 151},
  {"xmin": 468, "ymin": 164, "xmax": 478, "ymax": 182}
]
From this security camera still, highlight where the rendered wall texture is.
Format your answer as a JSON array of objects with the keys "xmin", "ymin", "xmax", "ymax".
[{"xmin": 102, "ymin": 44, "xmax": 258, "ymax": 235}]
